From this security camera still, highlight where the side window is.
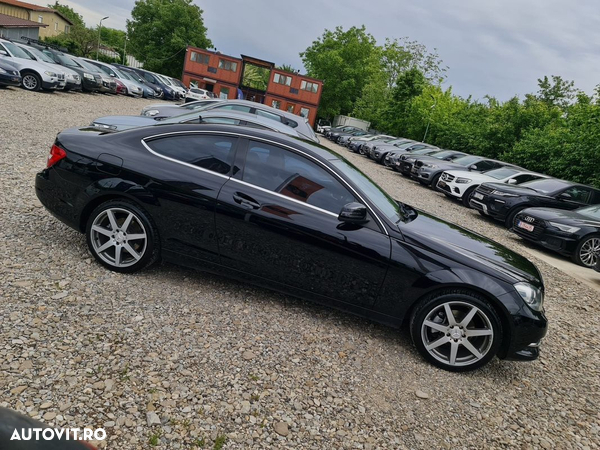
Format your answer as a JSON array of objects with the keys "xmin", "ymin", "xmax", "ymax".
[
  {"xmin": 241, "ymin": 121, "xmax": 270, "ymax": 130},
  {"xmin": 513, "ymin": 174, "xmax": 536, "ymax": 184},
  {"xmin": 562, "ymin": 187, "xmax": 592, "ymax": 204},
  {"xmin": 200, "ymin": 117, "xmax": 241, "ymax": 125},
  {"xmin": 475, "ymin": 160, "xmax": 495, "ymax": 171},
  {"xmin": 216, "ymin": 104, "xmax": 252, "ymax": 113},
  {"xmin": 255, "ymin": 109, "xmax": 283, "ymax": 123},
  {"xmin": 146, "ymin": 135, "xmax": 237, "ymax": 175},
  {"xmin": 242, "ymin": 141, "xmax": 356, "ymax": 214}
]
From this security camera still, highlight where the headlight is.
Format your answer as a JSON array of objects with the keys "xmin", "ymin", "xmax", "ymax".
[
  {"xmin": 83, "ymin": 73, "xmax": 94, "ymax": 80},
  {"xmin": 514, "ymin": 282, "xmax": 544, "ymax": 311},
  {"xmin": 456, "ymin": 177, "xmax": 471, "ymax": 183},
  {"xmin": 423, "ymin": 163, "xmax": 439, "ymax": 169},
  {"xmin": 549, "ymin": 222, "xmax": 580, "ymax": 233},
  {"xmin": 44, "ymin": 71, "xmax": 57, "ymax": 77},
  {"xmin": 491, "ymin": 190, "xmax": 519, "ymax": 197},
  {"xmin": 145, "ymin": 109, "xmax": 159, "ymax": 117}
]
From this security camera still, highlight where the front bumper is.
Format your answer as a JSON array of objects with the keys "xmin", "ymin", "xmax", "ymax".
[
  {"xmin": 82, "ymin": 77, "xmax": 101, "ymax": 92},
  {"xmin": 436, "ymin": 177, "xmax": 469, "ymax": 196},
  {"xmin": 399, "ymin": 161, "xmax": 414, "ymax": 175},
  {"xmin": 511, "ymin": 221, "xmax": 579, "ymax": 257},
  {"xmin": 42, "ymin": 79, "xmax": 61, "ymax": 90},
  {"xmin": 468, "ymin": 192, "xmax": 514, "ymax": 221},
  {"xmin": 0, "ymin": 72, "xmax": 21, "ymax": 86}
]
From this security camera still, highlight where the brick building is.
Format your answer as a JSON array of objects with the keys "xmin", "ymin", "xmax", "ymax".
[{"xmin": 182, "ymin": 46, "xmax": 323, "ymax": 126}]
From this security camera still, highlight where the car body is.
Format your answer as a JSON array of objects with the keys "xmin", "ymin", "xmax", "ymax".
[
  {"xmin": 73, "ymin": 57, "xmax": 117, "ymax": 94},
  {"xmin": 200, "ymin": 99, "xmax": 319, "ymax": 143},
  {"xmin": 0, "ymin": 57, "xmax": 21, "ymax": 87},
  {"xmin": 412, "ymin": 154, "xmax": 506, "ymax": 186},
  {"xmin": 112, "ymin": 65, "xmax": 158, "ymax": 98},
  {"xmin": 512, "ymin": 205, "xmax": 600, "ymax": 268},
  {"xmin": 155, "ymin": 72, "xmax": 185, "ymax": 100},
  {"xmin": 83, "ymin": 59, "xmax": 144, "ymax": 97},
  {"xmin": 30, "ymin": 46, "xmax": 102, "ymax": 92},
  {"xmin": 407, "ymin": 150, "xmax": 470, "ymax": 187},
  {"xmin": 186, "ymin": 87, "xmax": 215, "ymax": 102},
  {"xmin": 315, "ymin": 119, "xmax": 331, "ymax": 134},
  {"xmin": 90, "ymin": 109, "xmax": 305, "ymax": 140},
  {"xmin": 438, "ymin": 167, "xmax": 548, "ymax": 206},
  {"xmin": 373, "ymin": 140, "xmax": 421, "ymax": 163},
  {"xmin": 141, "ymin": 99, "xmax": 224, "ymax": 118},
  {"xmin": 361, "ymin": 137, "xmax": 410, "ymax": 156},
  {"xmin": 128, "ymin": 67, "xmax": 177, "ymax": 100},
  {"xmin": 391, "ymin": 146, "xmax": 441, "ymax": 171},
  {"xmin": 36, "ymin": 123, "xmax": 547, "ymax": 372},
  {"xmin": 470, "ymin": 178, "xmax": 600, "ymax": 228},
  {"xmin": 349, "ymin": 135, "xmax": 396, "ymax": 153},
  {"xmin": 14, "ymin": 42, "xmax": 81, "ymax": 91},
  {"xmin": 333, "ymin": 129, "xmax": 368, "ymax": 143},
  {"xmin": 0, "ymin": 38, "xmax": 64, "ymax": 91},
  {"xmin": 337, "ymin": 133, "xmax": 373, "ymax": 147},
  {"xmin": 325, "ymin": 126, "xmax": 361, "ymax": 140}
]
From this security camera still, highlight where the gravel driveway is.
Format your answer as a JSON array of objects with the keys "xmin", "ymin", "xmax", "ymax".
[{"xmin": 1, "ymin": 88, "xmax": 598, "ymax": 449}]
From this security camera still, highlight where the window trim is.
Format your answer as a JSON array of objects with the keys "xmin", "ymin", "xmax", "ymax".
[{"xmin": 140, "ymin": 131, "xmax": 388, "ymax": 234}]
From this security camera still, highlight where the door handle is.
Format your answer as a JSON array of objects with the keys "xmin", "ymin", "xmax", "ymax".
[{"xmin": 233, "ymin": 192, "xmax": 260, "ymax": 210}]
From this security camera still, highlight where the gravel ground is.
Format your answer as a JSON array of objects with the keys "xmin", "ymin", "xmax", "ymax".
[{"xmin": 0, "ymin": 87, "xmax": 599, "ymax": 450}]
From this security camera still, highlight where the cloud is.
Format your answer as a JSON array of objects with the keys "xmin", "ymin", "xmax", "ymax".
[{"xmin": 31, "ymin": 0, "xmax": 600, "ymax": 100}]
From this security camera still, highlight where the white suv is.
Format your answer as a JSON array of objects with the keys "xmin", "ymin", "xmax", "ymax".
[
  {"xmin": 0, "ymin": 39, "xmax": 65, "ymax": 91},
  {"xmin": 185, "ymin": 87, "xmax": 215, "ymax": 102}
]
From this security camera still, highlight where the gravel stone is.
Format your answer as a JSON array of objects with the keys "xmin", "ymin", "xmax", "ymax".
[{"xmin": 0, "ymin": 89, "xmax": 599, "ymax": 449}]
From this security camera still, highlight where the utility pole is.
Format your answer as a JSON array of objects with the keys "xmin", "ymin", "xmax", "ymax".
[
  {"xmin": 123, "ymin": 35, "xmax": 127, "ymax": 65},
  {"xmin": 96, "ymin": 16, "xmax": 109, "ymax": 61}
]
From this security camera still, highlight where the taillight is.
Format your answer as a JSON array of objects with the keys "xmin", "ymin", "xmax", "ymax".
[{"xmin": 47, "ymin": 144, "xmax": 67, "ymax": 168}]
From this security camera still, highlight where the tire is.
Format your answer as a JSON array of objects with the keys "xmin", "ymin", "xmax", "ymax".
[
  {"xmin": 21, "ymin": 72, "xmax": 42, "ymax": 91},
  {"xmin": 410, "ymin": 290, "xmax": 502, "ymax": 372},
  {"xmin": 572, "ymin": 234, "xmax": 600, "ymax": 268},
  {"xmin": 85, "ymin": 200, "xmax": 160, "ymax": 273},
  {"xmin": 430, "ymin": 173, "xmax": 442, "ymax": 190},
  {"xmin": 478, "ymin": 211, "xmax": 487, "ymax": 217},
  {"xmin": 461, "ymin": 186, "xmax": 478, "ymax": 207},
  {"xmin": 504, "ymin": 206, "xmax": 526, "ymax": 229}
]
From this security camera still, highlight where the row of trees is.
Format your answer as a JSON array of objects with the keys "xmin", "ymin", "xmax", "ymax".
[
  {"xmin": 44, "ymin": 0, "xmax": 210, "ymax": 75},
  {"xmin": 301, "ymin": 26, "xmax": 599, "ymax": 188}
]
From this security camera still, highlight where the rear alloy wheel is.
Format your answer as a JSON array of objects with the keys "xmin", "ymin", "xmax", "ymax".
[
  {"xmin": 573, "ymin": 234, "xmax": 600, "ymax": 268},
  {"xmin": 411, "ymin": 291, "xmax": 501, "ymax": 371},
  {"xmin": 461, "ymin": 186, "xmax": 478, "ymax": 207},
  {"xmin": 86, "ymin": 200, "xmax": 159, "ymax": 273},
  {"xmin": 22, "ymin": 72, "xmax": 41, "ymax": 91}
]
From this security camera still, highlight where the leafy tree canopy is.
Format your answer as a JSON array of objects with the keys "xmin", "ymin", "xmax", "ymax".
[{"xmin": 126, "ymin": 0, "xmax": 211, "ymax": 77}]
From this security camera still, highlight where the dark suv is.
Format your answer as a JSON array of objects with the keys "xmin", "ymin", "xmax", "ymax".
[{"xmin": 470, "ymin": 178, "xmax": 600, "ymax": 228}]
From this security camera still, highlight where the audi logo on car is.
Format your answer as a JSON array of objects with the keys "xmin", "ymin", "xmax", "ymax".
[{"xmin": 523, "ymin": 216, "xmax": 535, "ymax": 223}]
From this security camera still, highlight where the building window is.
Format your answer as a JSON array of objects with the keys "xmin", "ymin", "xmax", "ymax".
[
  {"xmin": 300, "ymin": 107, "xmax": 310, "ymax": 118},
  {"xmin": 287, "ymin": 104, "xmax": 294, "ymax": 113},
  {"xmin": 38, "ymin": 15, "xmax": 43, "ymax": 23},
  {"xmin": 271, "ymin": 100, "xmax": 281, "ymax": 109},
  {"xmin": 300, "ymin": 80, "xmax": 318, "ymax": 94},
  {"xmin": 208, "ymin": 66, "xmax": 217, "ymax": 73},
  {"xmin": 290, "ymin": 87, "xmax": 299, "ymax": 95},
  {"xmin": 54, "ymin": 22, "xmax": 58, "ymax": 31},
  {"xmin": 65, "ymin": 25, "xmax": 70, "ymax": 33},
  {"xmin": 273, "ymin": 73, "xmax": 292, "ymax": 86},
  {"xmin": 190, "ymin": 51, "xmax": 210, "ymax": 65},
  {"xmin": 218, "ymin": 59, "xmax": 238, "ymax": 72},
  {"xmin": 219, "ymin": 87, "xmax": 230, "ymax": 99}
]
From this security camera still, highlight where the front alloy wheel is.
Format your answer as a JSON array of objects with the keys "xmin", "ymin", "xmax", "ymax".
[
  {"xmin": 411, "ymin": 291, "xmax": 502, "ymax": 371},
  {"xmin": 86, "ymin": 200, "xmax": 159, "ymax": 273},
  {"xmin": 22, "ymin": 73, "xmax": 41, "ymax": 91},
  {"xmin": 574, "ymin": 235, "xmax": 600, "ymax": 267}
]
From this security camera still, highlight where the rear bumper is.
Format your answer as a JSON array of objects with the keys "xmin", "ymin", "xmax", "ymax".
[{"xmin": 35, "ymin": 170, "xmax": 82, "ymax": 231}]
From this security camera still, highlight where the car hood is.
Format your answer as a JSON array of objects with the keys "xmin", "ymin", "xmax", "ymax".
[
  {"xmin": 444, "ymin": 170, "xmax": 499, "ymax": 183},
  {"xmin": 400, "ymin": 210, "xmax": 543, "ymax": 286},
  {"xmin": 92, "ymin": 115, "xmax": 157, "ymax": 130},
  {"xmin": 482, "ymin": 182, "xmax": 541, "ymax": 196},
  {"xmin": 521, "ymin": 207, "xmax": 600, "ymax": 227}
]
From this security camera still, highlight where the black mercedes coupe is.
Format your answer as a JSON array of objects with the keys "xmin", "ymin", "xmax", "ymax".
[{"xmin": 36, "ymin": 124, "xmax": 547, "ymax": 371}]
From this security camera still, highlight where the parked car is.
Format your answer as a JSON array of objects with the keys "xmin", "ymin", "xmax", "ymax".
[
  {"xmin": 338, "ymin": 133, "xmax": 373, "ymax": 147},
  {"xmin": 0, "ymin": 38, "xmax": 64, "ymax": 91},
  {"xmin": 114, "ymin": 64, "xmax": 164, "ymax": 98},
  {"xmin": 438, "ymin": 167, "xmax": 548, "ymax": 206},
  {"xmin": 0, "ymin": 57, "xmax": 21, "ymax": 87},
  {"xmin": 408, "ymin": 150, "xmax": 470, "ymax": 188},
  {"xmin": 389, "ymin": 145, "xmax": 440, "ymax": 171},
  {"xmin": 470, "ymin": 178, "xmax": 600, "ymax": 228},
  {"xmin": 14, "ymin": 41, "xmax": 81, "ymax": 91},
  {"xmin": 90, "ymin": 110, "xmax": 306, "ymax": 140},
  {"xmin": 325, "ymin": 126, "xmax": 361, "ymax": 140},
  {"xmin": 141, "ymin": 99, "xmax": 224, "ymax": 118},
  {"xmin": 155, "ymin": 72, "xmax": 184, "ymax": 99},
  {"xmin": 411, "ymin": 154, "xmax": 507, "ymax": 186},
  {"xmin": 201, "ymin": 99, "xmax": 319, "ymax": 143},
  {"xmin": 186, "ymin": 87, "xmax": 215, "ymax": 102},
  {"xmin": 361, "ymin": 137, "xmax": 411, "ymax": 156},
  {"xmin": 372, "ymin": 140, "xmax": 421, "ymax": 162},
  {"xmin": 73, "ymin": 57, "xmax": 116, "ymax": 94},
  {"xmin": 83, "ymin": 59, "xmax": 144, "ymax": 97},
  {"xmin": 334, "ymin": 129, "xmax": 368, "ymax": 143},
  {"xmin": 112, "ymin": 65, "xmax": 158, "ymax": 98},
  {"xmin": 127, "ymin": 67, "xmax": 177, "ymax": 100},
  {"xmin": 348, "ymin": 135, "xmax": 395, "ymax": 153},
  {"xmin": 512, "ymin": 205, "xmax": 600, "ymax": 268},
  {"xmin": 316, "ymin": 119, "xmax": 331, "ymax": 133},
  {"xmin": 36, "ymin": 123, "xmax": 547, "ymax": 371}
]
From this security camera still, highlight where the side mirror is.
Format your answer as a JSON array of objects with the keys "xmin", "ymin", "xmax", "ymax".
[
  {"xmin": 338, "ymin": 202, "xmax": 368, "ymax": 224},
  {"xmin": 558, "ymin": 192, "xmax": 572, "ymax": 201},
  {"xmin": 507, "ymin": 179, "xmax": 518, "ymax": 185},
  {"xmin": 469, "ymin": 164, "xmax": 478, "ymax": 171}
]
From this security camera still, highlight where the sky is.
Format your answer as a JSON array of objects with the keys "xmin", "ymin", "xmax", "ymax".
[{"xmin": 33, "ymin": 0, "xmax": 600, "ymax": 101}]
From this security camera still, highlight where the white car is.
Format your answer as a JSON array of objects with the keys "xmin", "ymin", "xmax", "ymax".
[
  {"xmin": 16, "ymin": 42, "xmax": 80, "ymax": 91},
  {"xmin": 438, "ymin": 167, "xmax": 549, "ymax": 207},
  {"xmin": 185, "ymin": 87, "xmax": 215, "ymax": 102},
  {"xmin": 0, "ymin": 38, "xmax": 65, "ymax": 91}
]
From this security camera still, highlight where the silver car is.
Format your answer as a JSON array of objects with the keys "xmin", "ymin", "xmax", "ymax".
[
  {"xmin": 14, "ymin": 42, "xmax": 81, "ymax": 91},
  {"xmin": 83, "ymin": 59, "xmax": 144, "ymax": 97}
]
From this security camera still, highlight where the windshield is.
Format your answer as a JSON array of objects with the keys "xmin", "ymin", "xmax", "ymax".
[
  {"xmin": 519, "ymin": 178, "xmax": 571, "ymax": 194},
  {"xmin": 21, "ymin": 46, "xmax": 55, "ymax": 64},
  {"xmin": 114, "ymin": 67, "xmax": 130, "ymax": 80},
  {"xmin": 332, "ymin": 160, "xmax": 401, "ymax": 224},
  {"xmin": 577, "ymin": 205, "xmax": 600, "ymax": 219},
  {"xmin": 394, "ymin": 142, "xmax": 416, "ymax": 149},
  {"xmin": 388, "ymin": 139, "xmax": 411, "ymax": 145},
  {"xmin": 453, "ymin": 155, "xmax": 482, "ymax": 166},
  {"xmin": 3, "ymin": 42, "xmax": 32, "ymax": 59},
  {"xmin": 56, "ymin": 53, "xmax": 81, "ymax": 67},
  {"xmin": 76, "ymin": 59, "xmax": 103, "ymax": 73},
  {"xmin": 430, "ymin": 150, "xmax": 456, "ymax": 159},
  {"xmin": 410, "ymin": 148, "xmax": 436, "ymax": 155},
  {"xmin": 485, "ymin": 168, "xmax": 520, "ymax": 179}
]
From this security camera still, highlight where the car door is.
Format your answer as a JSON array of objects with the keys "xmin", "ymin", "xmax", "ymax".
[
  {"xmin": 141, "ymin": 132, "xmax": 240, "ymax": 264},
  {"xmin": 214, "ymin": 138, "xmax": 391, "ymax": 310}
]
